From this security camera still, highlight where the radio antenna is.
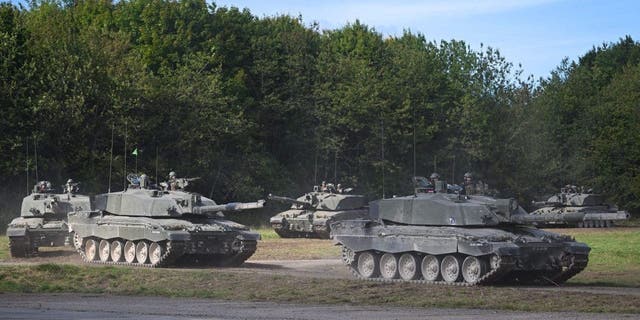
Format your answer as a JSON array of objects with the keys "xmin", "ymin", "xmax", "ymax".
[
  {"xmin": 381, "ymin": 118, "xmax": 385, "ymax": 199},
  {"xmin": 108, "ymin": 123, "xmax": 114, "ymax": 192},
  {"xmin": 413, "ymin": 104, "xmax": 416, "ymax": 178},
  {"xmin": 34, "ymin": 137, "xmax": 38, "ymax": 182},
  {"xmin": 123, "ymin": 121, "xmax": 127, "ymax": 190},
  {"xmin": 25, "ymin": 138, "xmax": 29, "ymax": 195},
  {"xmin": 155, "ymin": 144, "xmax": 158, "ymax": 187}
]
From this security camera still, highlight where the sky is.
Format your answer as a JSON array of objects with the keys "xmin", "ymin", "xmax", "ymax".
[{"xmin": 213, "ymin": 0, "xmax": 640, "ymax": 80}]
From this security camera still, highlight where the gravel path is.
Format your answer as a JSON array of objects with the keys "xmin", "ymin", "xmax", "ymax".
[{"xmin": 1, "ymin": 293, "xmax": 639, "ymax": 320}]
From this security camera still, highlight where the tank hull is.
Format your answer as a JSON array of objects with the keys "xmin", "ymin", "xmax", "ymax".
[
  {"xmin": 531, "ymin": 206, "xmax": 630, "ymax": 228},
  {"xmin": 270, "ymin": 208, "xmax": 368, "ymax": 239},
  {"xmin": 331, "ymin": 220, "xmax": 590, "ymax": 285},
  {"xmin": 6, "ymin": 217, "xmax": 72, "ymax": 257},
  {"xmin": 69, "ymin": 211, "xmax": 260, "ymax": 267}
]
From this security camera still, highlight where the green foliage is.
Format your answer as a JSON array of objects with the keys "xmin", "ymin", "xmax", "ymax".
[{"xmin": 0, "ymin": 0, "xmax": 638, "ymax": 222}]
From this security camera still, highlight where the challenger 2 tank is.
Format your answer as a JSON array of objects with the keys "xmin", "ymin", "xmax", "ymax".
[
  {"xmin": 268, "ymin": 183, "xmax": 367, "ymax": 238},
  {"xmin": 7, "ymin": 180, "xmax": 91, "ymax": 257},
  {"xmin": 331, "ymin": 179, "xmax": 590, "ymax": 286},
  {"xmin": 68, "ymin": 173, "xmax": 264, "ymax": 267},
  {"xmin": 530, "ymin": 185, "xmax": 630, "ymax": 228}
]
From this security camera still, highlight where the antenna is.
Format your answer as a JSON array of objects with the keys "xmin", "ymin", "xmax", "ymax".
[
  {"xmin": 108, "ymin": 123, "xmax": 114, "ymax": 192},
  {"xmin": 381, "ymin": 118, "xmax": 385, "ymax": 199},
  {"xmin": 314, "ymin": 146, "xmax": 318, "ymax": 186},
  {"xmin": 25, "ymin": 138, "xmax": 29, "ymax": 195},
  {"xmin": 123, "ymin": 121, "xmax": 127, "ymax": 190},
  {"xmin": 34, "ymin": 137, "xmax": 38, "ymax": 182},
  {"xmin": 413, "ymin": 104, "xmax": 416, "ymax": 178},
  {"xmin": 155, "ymin": 144, "xmax": 158, "ymax": 186},
  {"xmin": 333, "ymin": 149, "xmax": 337, "ymax": 183}
]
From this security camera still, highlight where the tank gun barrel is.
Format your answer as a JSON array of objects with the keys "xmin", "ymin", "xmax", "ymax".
[
  {"xmin": 511, "ymin": 212, "xmax": 585, "ymax": 224},
  {"xmin": 192, "ymin": 200, "xmax": 265, "ymax": 214},
  {"xmin": 532, "ymin": 200, "xmax": 561, "ymax": 208},
  {"xmin": 268, "ymin": 194, "xmax": 310, "ymax": 208}
]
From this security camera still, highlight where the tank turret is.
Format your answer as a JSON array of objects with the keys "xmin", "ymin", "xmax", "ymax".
[
  {"xmin": 268, "ymin": 183, "xmax": 368, "ymax": 238},
  {"xmin": 331, "ymin": 185, "xmax": 590, "ymax": 286},
  {"xmin": 7, "ymin": 180, "xmax": 91, "ymax": 257},
  {"xmin": 530, "ymin": 185, "xmax": 630, "ymax": 228},
  {"xmin": 68, "ymin": 173, "xmax": 264, "ymax": 267}
]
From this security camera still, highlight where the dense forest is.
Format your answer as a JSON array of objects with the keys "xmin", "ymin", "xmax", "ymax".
[{"xmin": 1, "ymin": 0, "xmax": 639, "ymax": 226}]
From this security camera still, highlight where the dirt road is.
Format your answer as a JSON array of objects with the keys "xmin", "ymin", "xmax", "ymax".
[{"xmin": 1, "ymin": 293, "xmax": 638, "ymax": 320}]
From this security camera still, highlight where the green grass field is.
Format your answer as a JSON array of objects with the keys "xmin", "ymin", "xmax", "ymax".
[{"xmin": 0, "ymin": 228, "xmax": 639, "ymax": 313}]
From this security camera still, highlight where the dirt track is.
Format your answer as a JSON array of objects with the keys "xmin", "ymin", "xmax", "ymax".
[
  {"xmin": 3, "ymin": 249, "xmax": 640, "ymax": 298},
  {"xmin": 1, "ymin": 293, "xmax": 639, "ymax": 320}
]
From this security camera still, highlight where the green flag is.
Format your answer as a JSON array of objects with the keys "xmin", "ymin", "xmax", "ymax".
[{"xmin": 132, "ymin": 148, "xmax": 138, "ymax": 156}]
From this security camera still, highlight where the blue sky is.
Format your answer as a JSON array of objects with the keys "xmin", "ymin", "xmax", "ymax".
[{"xmin": 213, "ymin": 0, "xmax": 640, "ymax": 80}]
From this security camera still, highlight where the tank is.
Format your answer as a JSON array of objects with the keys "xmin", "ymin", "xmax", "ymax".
[
  {"xmin": 331, "ymin": 181, "xmax": 590, "ymax": 286},
  {"xmin": 6, "ymin": 180, "xmax": 91, "ymax": 257},
  {"xmin": 268, "ymin": 183, "xmax": 368, "ymax": 238},
  {"xmin": 68, "ymin": 174, "xmax": 264, "ymax": 267},
  {"xmin": 530, "ymin": 186, "xmax": 630, "ymax": 228}
]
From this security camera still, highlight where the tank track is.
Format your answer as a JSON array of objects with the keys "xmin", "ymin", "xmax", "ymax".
[
  {"xmin": 273, "ymin": 225, "xmax": 329, "ymax": 239},
  {"xmin": 75, "ymin": 234, "xmax": 185, "ymax": 268},
  {"xmin": 549, "ymin": 254, "xmax": 589, "ymax": 284},
  {"xmin": 340, "ymin": 246, "xmax": 515, "ymax": 287},
  {"xmin": 8, "ymin": 236, "xmax": 36, "ymax": 258},
  {"xmin": 576, "ymin": 220, "xmax": 615, "ymax": 228},
  {"xmin": 180, "ymin": 239, "xmax": 258, "ymax": 267}
]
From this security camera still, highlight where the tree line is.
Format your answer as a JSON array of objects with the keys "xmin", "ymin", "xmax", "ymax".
[{"xmin": 1, "ymin": 0, "xmax": 639, "ymax": 225}]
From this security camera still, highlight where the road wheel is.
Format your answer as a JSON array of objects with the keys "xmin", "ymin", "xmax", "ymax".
[
  {"xmin": 110, "ymin": 240, "xmax": 124, "ymax": 262},
  {"xmin": 379, "ymin": 253, "xmax": 398, "ymax": 279},
  {"xmin": 356, "ymin": 251, "xmax": 379, "ymax": 278},
  {"xmin": 441, "ymin": 255, "xmax": 462, "ymax": 283},
  {"xmin": 124, "ymin": 241, "xmax": 137, "ymax": 263},
  {"xmin": 421, "ymin": 255, "xmax": 440, "ymax": 281},
  {"xmin": 84, "ymin": 238, "xmax": 98, "ymax": 261},
  {"xmin": 136, "ymin": 241, "xmax": 149, "ymax": 264},
  {"xmin": 98, "ymin": 239, "xmax": 111, "ymax": 262},
  {"xmin": 398, "ymin": 253, "xmax": 420, "ymax": 280},
  {"xmin": 149, "ymin": 242, "xmax": 164, "ymax": 265},
  {"xmin": 462, "ymin": 256, "xmax": 487, "ymax": 284}
]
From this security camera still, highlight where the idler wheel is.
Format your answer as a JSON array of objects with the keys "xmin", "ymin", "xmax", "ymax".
[
  {"xmin": 98, "ymin": 239, "xmax": 111, "ymax": 262},
  {"xmin": 84, "ymin": 238, "xmax": 98, "ymax": 261},
  {"xmin": 421, "ymin": 255, "xmax": 441, "ymax": 281},
  {"xmin": 356, "ymin": 251, "xmax": 379, "ymax": 278},
  {"xmin": 462, "ymin": 256, "xmax": 487, "ymax": 284},
  {"xmin": 441, "ymin": 255, "xmax": 462, "ymax": 283},
  {"xmin": 379, "ymin": 253, "xmax": 399, "ymax": 279},
  {"xmin": 136, "ymin": 241, "xmax": 150, "ymax": 264},
  {"xmin": 149, "ymin": 242, "xmax": 163, "ymax": 265},
  {"xmin": 398, "ymin": 253, "xmax": 420, "ymax": 280},
  {"xmin": 110, "ymin": 240, "xmax": 124, "ymax": 262},
  {"xmin": 124, "ymin": 241, "xmax": 137, "ymax": 263}
]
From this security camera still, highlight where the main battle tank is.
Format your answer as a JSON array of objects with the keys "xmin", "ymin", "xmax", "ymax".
[
  {"xmin": 331, "ymin": 181, "xmax": 590, "ymax": 286},
  {"xmin": 268, "ymin": 184, "xmax": 367, "ymax": 238},
  {"xmin": 530, "ymin": 186, "xmax": 630, "ymax": 228},
  {"xmin": 6, "ymin": 180, "xmax": 91, "ymax": 257},
  {"xmin": 68, "ymin": 174, "xmax": 264, "ymax": 267}
]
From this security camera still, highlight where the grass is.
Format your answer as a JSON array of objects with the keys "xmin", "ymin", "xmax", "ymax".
[
  {"xmin": 552, "ymin": 228, "xmax": 640, "ymax": 287},
  {"xmin": 0, "ymin": 264, "xmax": 639, "ymax": 313},
  {"xmin": 0, "ymin": 228, "xmax": 639, "ymax": 313}
]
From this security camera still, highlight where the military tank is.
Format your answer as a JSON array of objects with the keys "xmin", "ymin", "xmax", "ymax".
[
  {"xmin": 331, "ymin": 180, "xmax": 590, "ymax": 286},
  {"xmin": 530, "ymin": 185, "xmax": 630, "ymax": 228},
  {"xmin": 68, "ymin": 174, "xmax": 264, "ymax": 267},
  {"xmin": 6, "ymin": 180, "xmax": 91, "ymax": 257},
  {"xmin": 268, "ymin": 183, "xmax": 367, "ymax": 238}
]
